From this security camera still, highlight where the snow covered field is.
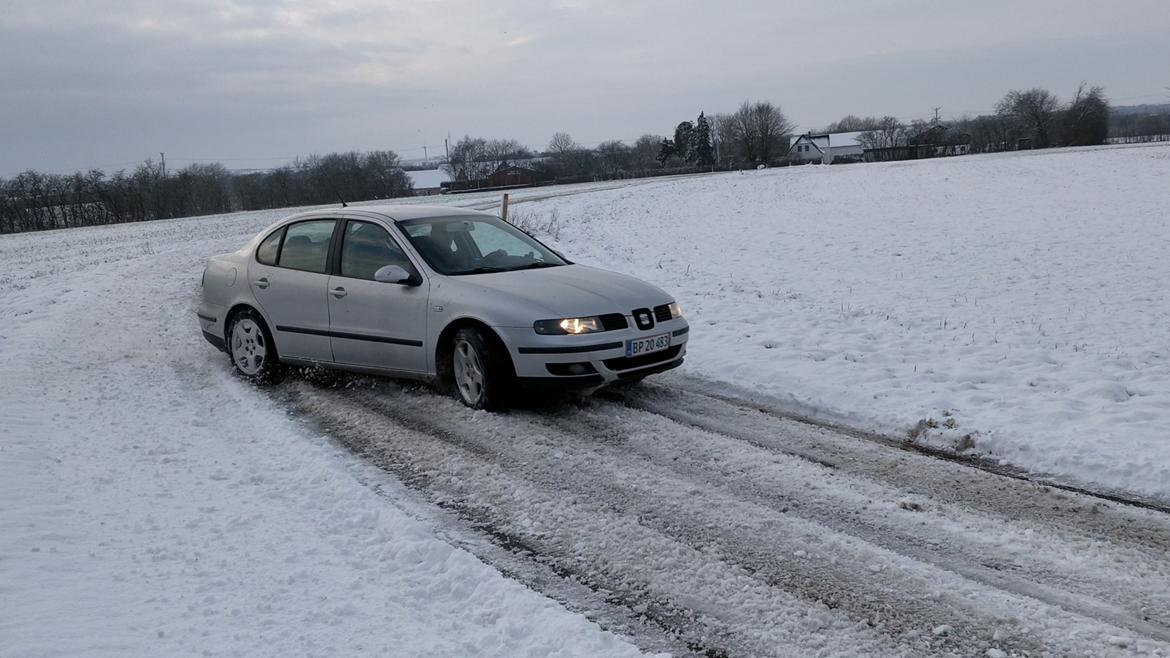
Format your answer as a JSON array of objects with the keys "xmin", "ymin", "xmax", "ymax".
[
  {"xmin": 3, "ymin": 144, "xmax": 1169, "ymax": 655},
  {"xmin": 517, "ymin": 143, "xmax": 1170, "ymax": 502},
  {"xmin": 0, "ymin": 185, "xmax": 651, "ymax": 656}
]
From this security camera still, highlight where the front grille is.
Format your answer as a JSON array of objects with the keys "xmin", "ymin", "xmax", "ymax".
[
  {"xmin": 653, "ymin": 304, "xmax": 672, "ymax": 323},
  {"xmin": 599, "ymin": 313, "xmax": 628, "ymax": 331},
  {"xmin": 603, "ymin": 345, "xmax": 682, "ymax": 371}
]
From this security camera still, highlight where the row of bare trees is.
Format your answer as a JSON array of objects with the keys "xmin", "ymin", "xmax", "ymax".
[
  {"xmin": 816, "ymin": 84, "xmax": 1113, "ymax": 157},
  {"xmin": 441, "ymin": 99, "xmax": 798, "ymax": 188},
  {"xmin": 1109, "ymin": 108, "xmax": 1170, "ymax": 142},
  {"xmin": 0, "ymin": 150, "xmax": 413, "ymax": 234},
  {"xmin": 656, "ymin": 102, "xmax": 796, "ymax": 167}
]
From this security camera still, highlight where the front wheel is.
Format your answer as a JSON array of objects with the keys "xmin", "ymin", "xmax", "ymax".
[
  {"xmin": 452, "ymin": 328, "xmax": 512, "ymax": 410},
  {"xmin": 227, "ymin": 308, "xmax": 283, "ymax": 384}
]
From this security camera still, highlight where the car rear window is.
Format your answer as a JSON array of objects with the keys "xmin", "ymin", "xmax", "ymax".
[
  {"xmin": 256, "ymin": 228, "xmax": 284, "ymax": 265},
  {"xmin": 278, "ymin": 220, "xmax": 335, "ymax": 273}
]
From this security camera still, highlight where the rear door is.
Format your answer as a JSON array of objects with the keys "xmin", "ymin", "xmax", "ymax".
[
  {"xmin": 327, "ymin": 220, "xmax": 430, "ymax": 372},
  {"xmin": 249, "ymin": 218, "xmax": 337, "ymax": 362}
]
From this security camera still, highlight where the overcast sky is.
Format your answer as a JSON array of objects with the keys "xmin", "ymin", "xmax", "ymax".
[{"xmin": 2, "ymin": 0, "xmax": 1168, "ymax": 176}]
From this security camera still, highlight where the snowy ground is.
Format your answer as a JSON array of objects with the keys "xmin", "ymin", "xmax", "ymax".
[
  {"xmin": 0, "ymin": 183, "xmax": 654, "ymax": 657},
  {"xmin": 515, "ymin": 143, "xmax": 1170, "ymax": 503},
  {"xmin": 3, "ymin": 145, "xmax": 1170, "ymax": 656}
]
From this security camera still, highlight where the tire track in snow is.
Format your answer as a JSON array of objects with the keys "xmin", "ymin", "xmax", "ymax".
[
  {"xmin": 282, "ymin": 383, "xmax": 912, "ymax": 657},
  {"xmin": 540, "ymin": 394, "xmax": 1170, "ymax": 640},
  {"xmin": 613, "ymin": 382, "xmax": 1170, "ymax": 557},
  {"xmin": 283, "ymin": 378, "xmax": 1170, "ymax": 656}
]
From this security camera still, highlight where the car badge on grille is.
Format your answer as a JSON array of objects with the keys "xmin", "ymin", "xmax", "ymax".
[{"xmin": 633, "ymin": 308, "xmax": 655, "ymax": 330}]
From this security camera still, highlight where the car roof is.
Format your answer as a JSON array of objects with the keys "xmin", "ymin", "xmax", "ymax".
[{"xmin": 286, "ymin": 204, "xmax": 489, "ymax": 223}]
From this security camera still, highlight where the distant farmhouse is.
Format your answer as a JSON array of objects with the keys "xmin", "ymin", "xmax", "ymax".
[
  {"xmin": 788, "ymin": 132, "xmax": 866, "ymax": 164},
  {"xmin": 789, "ymin": 127, "xmax": 973, "ymax": 164},
  {"xmin": 487, "ymin": 165, "xmax": 539, "ymax": 188},
  {"xmin": 441, "ymin": 161, "xmax": 546, "ymax": 193}
]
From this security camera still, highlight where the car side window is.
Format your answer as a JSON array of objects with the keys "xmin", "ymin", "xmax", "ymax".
[
  {"xmin": 340, "ymin": 221, "xmax": 412, "ymax": 280},
  {"xmin": 256, "ymin": 227, "xmax": 284, "ymax": 265},
  {"xmin": 278, "ymin": 220, "xmax": 336, "ymax": 273}
]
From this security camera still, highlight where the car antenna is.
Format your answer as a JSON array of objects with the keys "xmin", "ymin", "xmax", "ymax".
[{"xmin": 336, "ymin": 192, "xmax": 348, "ymax": 208}]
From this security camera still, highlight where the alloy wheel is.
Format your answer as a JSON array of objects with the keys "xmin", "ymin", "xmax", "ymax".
[
  {"xmin": 230, "ymin": 318, "xmax": 267, "ymax": 376},
  {"xmin": 453, "ymin": 338, "xmax": 485, "ymax": 406}
]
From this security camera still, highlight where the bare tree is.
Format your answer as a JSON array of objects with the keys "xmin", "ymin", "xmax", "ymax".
[
  {"xmin": 547, "ymin": 132, "xmax": 577, "ymax": 155},
  {"xmin": 631, "ymin": 134, "xmax": 663, "ymax": 169},
  {"xmin": 731, "ymin": 100, "xmax": 795, "ymax": 164},
  {"xmin": 482, "ymin": 138, "xmax": 533, "ymax": 172},
  {"xmin": 856, "ymin": 116, "xmax": 905, "ymax": 150},
  {"xmin": 444, "ymin": 136, "xmax": 491, "ymax": 181},
  {"xmin": 996, "ymin": 88, "xmax": 1060, "ymax": 148},
  {"xmin": 546, "ymin": 132, "xmax": 593, "ymax": 177},
  {"xmin": 825, "ymin": 115, "xmax": 884, "ymax": 133},
  {"xmin": 595, "ymin": 140, "xmax": 632, "ymax": 175},
  {"xmin": 709, "ymin": 113, "xmax": 738, "ymax": 165},
  {"xmin": 1062, "ymin": 83, "xmax": 1110, "ymax": 146}
]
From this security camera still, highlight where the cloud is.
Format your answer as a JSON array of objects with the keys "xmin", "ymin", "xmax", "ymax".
[{"xmin": 1, "ymin": 0, "xmax": 1168, "ymax": 174}]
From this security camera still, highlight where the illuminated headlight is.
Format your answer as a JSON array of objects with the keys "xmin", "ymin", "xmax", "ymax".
[
  {"xmin": 668, "ymin": 301, "xmax": 683, "ymax": 319},
  {"xmin": 534, "ymin": 317, "xmax": 603, "ymax": 335}
]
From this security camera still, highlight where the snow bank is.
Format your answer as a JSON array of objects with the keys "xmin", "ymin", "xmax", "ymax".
[
  {"xmin": 525, "ymin": 144, "xmax": 1170, "ymax": 501},
  {"xmin": 0, "ymin": 209, "xmax": 645, "ymax": 656}
]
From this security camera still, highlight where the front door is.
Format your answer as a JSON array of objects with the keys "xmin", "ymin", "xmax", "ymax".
[
  {"xmin": 327, "ymin": 220, "xmax": 429, "ymax": 372},
  {"xmin": 250, "ymin": 218, "xmax": 336, "ymax": 362}
]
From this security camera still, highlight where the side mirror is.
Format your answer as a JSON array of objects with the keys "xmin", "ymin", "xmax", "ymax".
[{"xmin": 374, "ymin": 265, "xmax": 412, "ymax": 284}]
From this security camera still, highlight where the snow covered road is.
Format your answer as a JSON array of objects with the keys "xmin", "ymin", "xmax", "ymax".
[{"xmin": 286, "ymin": 374, "xmax": 1170, "ymax": 657}]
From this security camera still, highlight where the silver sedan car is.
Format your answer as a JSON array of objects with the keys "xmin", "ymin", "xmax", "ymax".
[{"xmin": 197, "ymin": 205, "xmax": 688, "ymax": 409}]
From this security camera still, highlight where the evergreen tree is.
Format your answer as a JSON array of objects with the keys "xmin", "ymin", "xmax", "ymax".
[
  {"xmin": 690, "ymin": 112, "xmax": 715, "ymax": 165},
  {"xmin": 673, "ymin": 121, "xmax": 694, "ymax": 161}
]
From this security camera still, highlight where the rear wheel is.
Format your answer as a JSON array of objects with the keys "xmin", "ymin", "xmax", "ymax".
[
  {"xmin": 452, "ymin": 327, "xmax": 512, "ymax": 410},
  {"xmin": 227, "ymin": 308, "xmax": 282, "ymax": 384}
]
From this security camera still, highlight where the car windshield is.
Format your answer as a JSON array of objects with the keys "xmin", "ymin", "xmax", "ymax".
[{"xmin": 397, "ymin": 215, "xmax": 568, "ymax": 275}]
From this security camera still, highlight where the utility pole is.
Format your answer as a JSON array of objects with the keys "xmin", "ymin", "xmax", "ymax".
[
  {"xmin": 160, "ymin": 152, "xmax": 166, "ymax": 177},
  {"xmin": 422, "ymin": 144, "xmax": 428, "ymax": 160},
  {"xmin": 932, "ymin": 107, "xmax": 942, "ymax": 124}
]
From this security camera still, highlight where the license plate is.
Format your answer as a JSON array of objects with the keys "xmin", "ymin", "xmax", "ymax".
[{"xmin": 626, "ymin": 333, "xmax": 671, "ymax": 357}]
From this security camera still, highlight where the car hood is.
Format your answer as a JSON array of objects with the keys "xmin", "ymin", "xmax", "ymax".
[{"xmin": 442, "ymin": 264, "xmax": 673, "ymax": 322}]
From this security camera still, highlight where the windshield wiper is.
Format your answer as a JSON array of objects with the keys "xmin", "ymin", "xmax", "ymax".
[
  {"xmin": 510, "ymin": 262, "xmax": 562, "ymax": 271},
  {"xmin": 453, "ymin": 266, "xmax": 509, "ymax": 275}
]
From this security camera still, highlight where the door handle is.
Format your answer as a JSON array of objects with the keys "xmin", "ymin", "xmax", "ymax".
[
  {"xmin": 255, "ymin": 277, "xmax": 269, "ymax": 289},
  {"xmin": 331, "ymin": 287, "xmax": 347, "ymax": 299}
]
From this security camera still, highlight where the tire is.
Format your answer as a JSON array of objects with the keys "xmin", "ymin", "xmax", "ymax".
[
  {"xmin": 226, "ymin": 308, "xmax": 283, "ymax": 384},
  {"xmin": 451, "ymin": 327, "xmax": 513, "ymax": 410}
]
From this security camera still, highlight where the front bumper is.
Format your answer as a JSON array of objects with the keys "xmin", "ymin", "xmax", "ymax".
[{"xmin": 498, "ymin": 318, "xmax": 689, "ymax": 388}]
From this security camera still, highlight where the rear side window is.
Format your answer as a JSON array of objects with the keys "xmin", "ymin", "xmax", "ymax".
[
  {"xmin": 278, "ymin": 220, "xmax": 336, "ymax": 273},
  {"xmin": 256, "ymin": 228, "xmax": 284, "ymax": 265}
]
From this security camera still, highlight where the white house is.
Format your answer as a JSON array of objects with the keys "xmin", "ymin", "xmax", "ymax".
[
  {"xmin": 406, "ymin": 168, "xmax": 452, "ymax": 195},
  {"xmin": 788, "ymin": 131, "xmax": 866, "ymax": 164}
]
